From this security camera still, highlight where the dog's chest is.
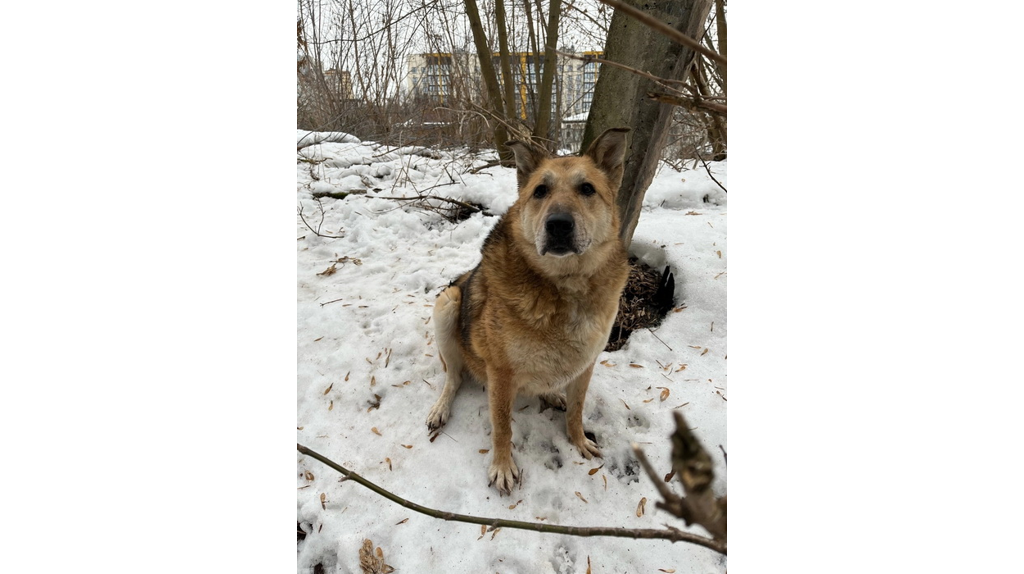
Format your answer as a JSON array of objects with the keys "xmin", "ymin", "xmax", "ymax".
[{"xmin": 509, "ymin": 291, "xmax": 616, "ymax": 392}]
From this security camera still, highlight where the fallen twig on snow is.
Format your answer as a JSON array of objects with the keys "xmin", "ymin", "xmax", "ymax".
[
  {"xmin": 372, "ymin": 193, "xmax": 486, "ymax": 224},
  {"xmin": 374, "ymin": 194, "xmax": 482, "ymax": 213},
  {"xmin": 298, "ymin": 197, "xmax": 345, "ymax": 239},
  {"xmin": 296, "ymin": 442, "xmax": 726, "ymax": 554},
  {"xmin": 311, "ymin": 189, "xmax": 367, "ymax": 200}
]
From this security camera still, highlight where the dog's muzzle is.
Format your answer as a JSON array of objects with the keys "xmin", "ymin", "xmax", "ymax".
[{"xmin": 541, "ymin": 212, "xmax": 576, "ymax": 256}]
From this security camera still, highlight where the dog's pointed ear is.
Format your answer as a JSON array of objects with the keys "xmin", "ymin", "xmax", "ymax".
[
  {"xmin": 506, "ymin": 140, "xmax": 549, "ymax": 190},
  {"xmin": 584, "ymin": 127, "xmax": 630, "ymax": 191}
]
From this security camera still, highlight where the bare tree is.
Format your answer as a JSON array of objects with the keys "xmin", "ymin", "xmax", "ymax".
[
  {"xmin": 581, "ymin": 0, "xmax": 715, "ymax": 248},
  {"xmin": 465, "ymin": 0, "xmax": 514, "ymax": 162},
  {"xmin": 532, "ymin": 0, "xmax": 562, "ymax": 146},
  {"xmin": 494, "ymin": 0, "xmax": 519, "ymax": 127}
]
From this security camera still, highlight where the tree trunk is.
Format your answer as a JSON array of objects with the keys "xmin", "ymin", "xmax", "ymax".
[
  {"xmin": 494, "ymin": 0, "xmax": 518, "ymax": 126},
  {"xmin": 713, "ymin": 0, "xmax": 726, "ymax": 95},
  {"xmin": 465, "ymin": 0, "xmax": 513, "ymax": 163},
  {"xmin": 581, "ymin": 0, "xmax": 713, "ymax": 248},
  {"xmin": 553, "ymin": 70, "xmax": 564, "ymax": 149},
  {"xmin": 532, "ymin": 0, "xmax": 562, "ymax": 147},
  {"xmin": 522, "ymin": 0, "xmax": 543, "ymax": 121}
]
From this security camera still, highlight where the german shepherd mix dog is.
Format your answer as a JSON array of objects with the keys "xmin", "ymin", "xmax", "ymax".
[{"xmin": 426, "ymin": 128, "xmax": 631, "ymax": 495}]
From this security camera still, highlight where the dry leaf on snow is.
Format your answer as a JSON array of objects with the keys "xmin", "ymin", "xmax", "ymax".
[{"xmin": 358, "ymin": 539, "xmax": 394, "ymax": 574}]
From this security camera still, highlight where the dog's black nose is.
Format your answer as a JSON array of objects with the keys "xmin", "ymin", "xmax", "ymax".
[{"xmin": 545, "ymin": 212, "xmax": 574, "ymax": 239}]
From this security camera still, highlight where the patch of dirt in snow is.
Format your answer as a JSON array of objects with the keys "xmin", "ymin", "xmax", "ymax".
[{"xmin": 606, "ymin": 257, "xmax": 676, "ymax": 352}]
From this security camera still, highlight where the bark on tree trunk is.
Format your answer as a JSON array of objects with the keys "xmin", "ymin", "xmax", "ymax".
[{"xmin": 581, "ymin": 0, "xmax": 713, "ymax": 248}]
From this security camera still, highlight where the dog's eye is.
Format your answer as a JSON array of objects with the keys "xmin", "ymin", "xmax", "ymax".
[
  {"xmin": 580, "ymin": 182, "xmax": 596, "ymax": 196},
  {"xmin": 533, "ymin": 184, "xmax": 549, "ymax": 199}
]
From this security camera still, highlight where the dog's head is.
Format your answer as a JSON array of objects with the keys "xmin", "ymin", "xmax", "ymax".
[{"xmin": 507, "ymin": 128, "xmax": 629, "ymax": 258}]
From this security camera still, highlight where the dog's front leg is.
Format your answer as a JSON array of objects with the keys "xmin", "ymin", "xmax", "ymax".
[
  {"xmin": 486, "ymin": 366, "xmax": 520, "ymax": 495},
  {"xmin": 566, "ymin": 362, "xmax": 601, "ymax": 459}
]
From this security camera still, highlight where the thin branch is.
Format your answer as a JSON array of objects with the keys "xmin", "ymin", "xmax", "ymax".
[
  {"xmin": 596, "ymin": 0, "xmax": 726, "ymax": 68},
  {"xmin": 297, "ymin": 198, "xmax": 345, "ymax": 239},
  {"xmin": 296, "ymin": 443, "xmax": 726, "ymax": 554},
  {"xmin": 631, "ymin": 413, "xmax": 727, "ymax": 543},
  {"xmin": 647, "ymin": 92, "xmax": 727, "ymax": 117},
  {"xmin": 646, "ymin": 328, "xmax": 674, "ymax": 351},
  {"xmin": 467, "ymin": 159, "xmax": 501, "ymax": 174},
  {"xmin": 694, "ymin": 147, "xmax": 727, "ymax": 193},
  {"xmin": 466, "ymin": 100, "xmax": 532, "ymax": 143},
  {"xmin": 374, "ymin": 194, "xmax": 484, "ymax": 214},
  {"xmin": 668, "ymin": 411, "xmax": 727, "ymax": 540},
  {"xmin": 557, "ymin": 50, "xmax": 689, "ymax": 89},
  {"xmin": 632, "ymin": 442, "xmax": 685, "ymax": 509},
  {"xmin": 563, "ymin": 0, "xmax": 611, "ymax": 35}
]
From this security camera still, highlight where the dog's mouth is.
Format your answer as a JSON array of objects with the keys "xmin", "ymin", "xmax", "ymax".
[
  {"xmin": 539, "ymin": 211, "xmax": 581, "ymax": 257},
  {"xmin": 540, "ymin": 241, "xmax": 578, "ymax": 257}
]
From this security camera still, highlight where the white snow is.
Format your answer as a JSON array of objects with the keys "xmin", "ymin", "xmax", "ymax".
[{"xmin": 297, "ymin": 130, "xmax": 727, "ymax": 573}]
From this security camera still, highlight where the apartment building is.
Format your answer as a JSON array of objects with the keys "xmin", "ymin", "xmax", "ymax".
[{"xmin": 405, "ymin": 50, "xmax": 602, "ymax": 121}]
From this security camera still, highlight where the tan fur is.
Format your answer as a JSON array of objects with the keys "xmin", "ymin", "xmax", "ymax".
[{"xmin": 426, "ymin": 128, "xmax": 631, "ymax": 494}]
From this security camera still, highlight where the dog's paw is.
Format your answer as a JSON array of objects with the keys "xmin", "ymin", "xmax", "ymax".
[
  {"xmin": 425, "ymin": 402, "xmax": 450, "ymax": 431},
  {"xmin": 539, "ymin": 393, "xmax": 567, "ymax": 412},
  {"xmin": 572, "ymin": 436, "xmax": 602, "ymax": 460},
  {"xmin": 487, "ymin": 456, "xmax": 521, "ymax": 495}
]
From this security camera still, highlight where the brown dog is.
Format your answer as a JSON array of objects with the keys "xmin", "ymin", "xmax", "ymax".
[{"xmin": 426, "ymin": 128, "xmax": 631, "ymax": 494}]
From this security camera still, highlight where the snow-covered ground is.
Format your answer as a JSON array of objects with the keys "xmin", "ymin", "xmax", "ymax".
[{"xmin": 297, "ymin": 130, "xmax": 727, "ymax": 573}]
